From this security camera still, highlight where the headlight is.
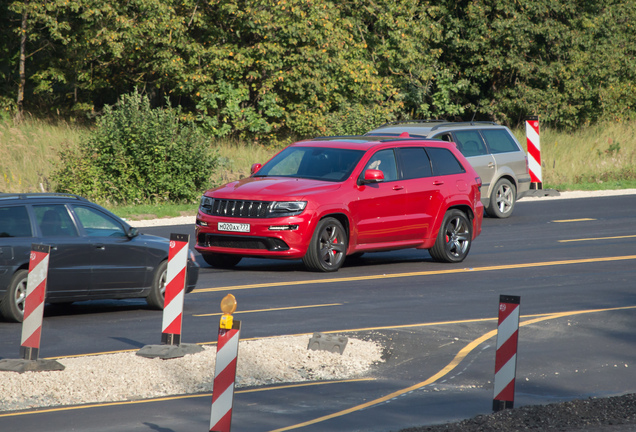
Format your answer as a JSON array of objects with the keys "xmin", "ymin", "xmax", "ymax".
[
  {"xmin": 200, "ymin": 195, "xmax": 214, "ymax": 214},
  {"xmin": 268, "ymin": 201, "xmax": 307, "ymax": 217}
]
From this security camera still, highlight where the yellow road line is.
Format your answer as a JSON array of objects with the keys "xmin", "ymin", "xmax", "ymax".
[
  {"xmin": 46, "ymin": 305, "xmax": 636, "ymax": 359},
  {"xmin": 0, "ymin": 379, "xmax": 375, "ymax": 418},
  {"xmin": 559, "ymin": 234, "xmax": 636, "ymax": 243},
  {"xmin": 552, "ymin": 218, "xmax": 596, "ymax": 223},
  {"xmin": 193, "ymin": 303, "xmax": 343, "ymax": 317},
  {"xmin": 193, "ymin": 255, "xmax": 636, "ymax": 294},
  {"xmin": 14, "ymin": 305, "xmax": 636, "ymax": 422},
  {"xmin": 269, "ymin": 304, "xmax": 636, "ymax": 431}
]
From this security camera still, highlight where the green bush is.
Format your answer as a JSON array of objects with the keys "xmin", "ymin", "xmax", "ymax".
[{"xmin": 52, "ymin": 90, "xmax": 217, "ymax": 204}]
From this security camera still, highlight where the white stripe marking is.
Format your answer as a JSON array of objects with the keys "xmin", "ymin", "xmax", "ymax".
[
  {"xmin": 493, "ymin": 354, "xmax": 517, "ymax": 398},
  {"xmin": 215, "ymin": 331, "xmax": 240, "ymax": 376},
  {"xmin": 161, "ymin": 289, "xmax": 185, "ymax": 332},
  {"xmin": 27, "ymin": 257, "xmax": 49, "ymax": 293},
  {"xmin": 21, "ymin": 302, "xmax": 45, "ymax": 345},
  {"xmin": 166, "ymin": 245, "xmax": 188, "ymax": 285},
  {"xmin": 496, "ymin": 306, "xmax": 519, "ymax": 349},
  {"xmin": 526, "ymin": 125, "xmax": 540, "ymax": 149},
  {"xmin": 209, "ymin": 383, "xmax": 235, "ymax": 429}
]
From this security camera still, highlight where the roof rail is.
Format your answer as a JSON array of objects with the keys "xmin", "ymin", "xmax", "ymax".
[
  {"xmin": 378, "ymin": 137, "xmax": 445, "ymax": 143},
  {"xmin": 310, "ymin": 135, "xmax": 365, "ymax": 140},
  {"xmin": 0, "ymin": 192, "xmax": 88, "ymax": 201},
  {"xmin": 430, "ymin": 121, "xmax": 498, "ymax": 132},
  {"xmin": 377, "ymin": 119, "xmax": 448, "ymax": 128}
]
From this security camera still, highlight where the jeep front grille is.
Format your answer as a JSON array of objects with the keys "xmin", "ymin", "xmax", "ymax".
[{"xmin": 202, "ymin": 199, "xmax": 273, "ymax": 218}]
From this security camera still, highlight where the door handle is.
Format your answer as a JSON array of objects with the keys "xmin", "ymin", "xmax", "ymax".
[
  {"xmin": 393, "ymin": 185, "xmax": 404, "ymax": 191},
  {"xmin": 488, "ymin": 162, "xmax": 495, "ymax": 168},
  {"xmin": 95, "ymin": 244, "xmax": 105, "ymax": 250},
  {"xmin": 433, "ymin": 180, "xmax": 445, "ymax": 186}
]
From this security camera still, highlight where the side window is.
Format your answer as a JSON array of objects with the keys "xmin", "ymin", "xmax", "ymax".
[
  {"xmin": 397, "ymin": 147, "xmax": 432, "ymax": 179},
  {"xmin": 452, "ymin": 130, "xmax": 489, "ymax": 157},
  {"xmin": 481, "ymin": 129, "xmax": 520, "ymax": 154},
  {"xmin": 426, "ymin": 147, "xmax": 466, "ymax": 176},
  {"xmin": 437, "ymin": 133, "xmax": 453, "ymax": 142},
  {"xmin": 363, "ymin": 149, "xmax": 398, "ymax": 182},
  {"xmin": 34, "ymin": 205, "xmax": 79, "ymax": 237},
  {"xmin": 0, "ymin": 206, "xmax": 32, "ymax": 238},
  {"xmin": 73, "ymin": 206, "xmax": 126, "ymax": 237}
]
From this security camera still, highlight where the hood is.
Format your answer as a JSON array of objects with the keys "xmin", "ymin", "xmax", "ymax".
[{"xmin": 206, "ymin": 176, "xmax": 342, "ymax": 200}]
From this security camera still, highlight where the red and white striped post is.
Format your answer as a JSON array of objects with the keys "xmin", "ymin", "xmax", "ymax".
[
  {"xmin": 493, "ymin": 294, "xmax": 521, "ymax": 412},
  {"xmin": 161, "ymin": 233, "xmax": 189, "ymax": 346},
  {"xmin": 526, "ymin": 116, "xmax": 542, "ymax": 190},
  {"xmin": 210, "ymin": 294, "xmax": 241, "ymax": 432},
  {"xmin": 20, "ymin": 244, "xmax": 51, "ymax": 361}
]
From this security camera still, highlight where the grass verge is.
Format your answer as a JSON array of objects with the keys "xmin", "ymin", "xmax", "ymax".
[{"xmin": 2, "ymin": 117, "xmax": 635, "ymax": 219}]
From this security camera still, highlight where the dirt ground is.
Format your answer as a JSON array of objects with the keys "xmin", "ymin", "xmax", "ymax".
[{"xmin": 401, "ymin": 393, "xmax": 636, "ymax": 431}]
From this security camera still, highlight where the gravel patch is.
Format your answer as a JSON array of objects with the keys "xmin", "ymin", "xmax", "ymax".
[
  {"xmin": 519, "ymin": 188, "xmax": 636, "ymax": 201},
  {"xmin": 128, "ymin": 215, "xmax": 195, "ymax": 227},
  {"xmin": 402, "ymin": 394, "xmax": 636, "ymax": 432},
  {"xmin": 0, "ymin": 336, "xmax": 383, "ymax": 412}
]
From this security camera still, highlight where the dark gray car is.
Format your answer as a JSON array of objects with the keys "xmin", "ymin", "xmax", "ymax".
[
  {"xmin": 0, "ymin": 193, "xmax": 199, "ymax": 322},
  {"xmin": 366, "ymin": 121, "xmax": 531, "ymax": 218}
]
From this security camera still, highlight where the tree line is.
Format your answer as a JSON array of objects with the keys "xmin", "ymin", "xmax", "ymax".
[{"xmin": 2, "ymin": 0, "xmax": 635, "ymax": 139}]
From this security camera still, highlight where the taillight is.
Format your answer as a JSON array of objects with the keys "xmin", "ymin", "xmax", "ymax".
[{"xmin": 475, "ymin": 177, "xmax": 482, "ymax": 187}]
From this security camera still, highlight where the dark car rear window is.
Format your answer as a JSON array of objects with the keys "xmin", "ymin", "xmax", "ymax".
[
  {"xmin": 426, "ymin": 147, "xmax": 466, "ymax": 176},
  {"xmin": 0, "ymin": 206, "xmax": 32, "ymax": 238}
]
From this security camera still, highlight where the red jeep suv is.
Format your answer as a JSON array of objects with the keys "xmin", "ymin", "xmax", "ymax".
[{"xmin": 195, "ymin": 136, "xmax": 483, "ymax": 272}]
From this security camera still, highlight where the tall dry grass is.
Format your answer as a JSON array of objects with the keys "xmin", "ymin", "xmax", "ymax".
[
  {"xmin": 3, "ymin": 117, "xmax": 635, "ymax": 198},
  {"xmin": 0, "ymin": 118, "xmax": 87, "ymax": 193},
  {"xmin": 512, "ymin": 121, "xmax": 636, "ymax": 189},
  {"xmin": 212, "ymin": 140, "xmax": 281, "ymax": 187}
]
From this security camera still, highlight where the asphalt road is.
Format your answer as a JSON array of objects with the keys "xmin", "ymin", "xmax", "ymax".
[{"xmin": 1, "ymin": 193, "xmax": 636, "ymax": 431}]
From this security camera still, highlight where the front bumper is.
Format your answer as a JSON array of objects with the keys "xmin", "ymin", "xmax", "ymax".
[{"xmin": 195, "ymin": 213, "xmax": 316, "ymax": 259}]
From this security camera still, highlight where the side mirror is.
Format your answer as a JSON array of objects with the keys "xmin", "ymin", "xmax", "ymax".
[
  {"xmin": 251, "ymin": 163, "xmax": 263, "ymax": 175},
  {"xmin": 126, "ymin": 227, "xmax": 139, "ymax": 238},
  {"xmin": 358, "ymin": 169, "xmax": 384, "ymax": 185}
]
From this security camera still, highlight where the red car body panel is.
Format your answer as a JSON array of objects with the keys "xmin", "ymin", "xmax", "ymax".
[{"xmin": 195, "ymin": 137, "xmax": 483, "ymax": 265}]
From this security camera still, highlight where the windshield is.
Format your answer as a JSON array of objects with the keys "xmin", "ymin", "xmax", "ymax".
[{"xmin": 254, "ymin": 147, "xmax": 364, "ymax": 182}]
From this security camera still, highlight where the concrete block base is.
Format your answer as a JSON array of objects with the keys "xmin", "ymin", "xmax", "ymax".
[
  {"xmin": 523, "ymin": 188, "xmax": 560, "ymax": 198},
  {"xmin": 136, "ymin": 343, "xmax": 204, "ymax": 359},
  {"xmin": 307, "ymin": 332, "xmax": 348, "ymax": 355},
  {"xmin": 0, "ymin": 358, "xmax": 65, "ymax": 373}
]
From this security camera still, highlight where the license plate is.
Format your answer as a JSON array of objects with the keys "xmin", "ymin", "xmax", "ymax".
[{"xmin": 218, "ymin": 222, "xmax": 250, "ymax": 233}]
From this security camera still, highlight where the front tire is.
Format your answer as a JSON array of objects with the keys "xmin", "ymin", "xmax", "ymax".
[
  {"xmin": 303, "ymin": 217, "xmax": 347, "ymax": 272},
  {"xmin": 485, "ymin": 178, "xmax": 516, "ymax": 218},
  {"xmin": 429, "ymin": 210, "xmax": 473, "ymax": 263},
  {"xmin": 202, "ymin": 253, "xmax": 242, "ymax": 269},
  {"xmin": 0, "ymin": 269, "xmax": 29, "ymax": 322},
  {"xmin": 146, "ymin": 260, "xmax": 167, "ymax": 310}
]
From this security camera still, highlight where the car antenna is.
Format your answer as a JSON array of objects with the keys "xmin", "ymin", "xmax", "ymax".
[{"xmin": 470, "ymin": 100, "xmax": 482, "ymax": 125}]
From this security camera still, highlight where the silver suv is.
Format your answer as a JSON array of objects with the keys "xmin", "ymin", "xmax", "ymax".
[{"xmin": 366, "ymin": 121, "xmax": 531, "ymax": 218}]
